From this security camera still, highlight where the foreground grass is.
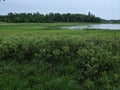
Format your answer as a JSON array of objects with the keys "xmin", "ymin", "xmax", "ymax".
[{"xmin": 0, "ymin": 23, "xmax": 120, "ymax": 90}]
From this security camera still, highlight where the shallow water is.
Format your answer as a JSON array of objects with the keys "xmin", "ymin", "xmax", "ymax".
[{"xmin": 62, "ymin": 24, "xmax": 120, "ymax": 30}]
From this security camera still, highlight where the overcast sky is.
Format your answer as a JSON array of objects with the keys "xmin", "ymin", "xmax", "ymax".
[{"xmin": 0, "ymin": 0, "xmax": 120, "ymax": 20}]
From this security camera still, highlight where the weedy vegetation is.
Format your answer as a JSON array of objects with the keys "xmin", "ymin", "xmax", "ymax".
[{"xmin": 0, "ymin": 23, "xmax": 120, "ymax": 90}]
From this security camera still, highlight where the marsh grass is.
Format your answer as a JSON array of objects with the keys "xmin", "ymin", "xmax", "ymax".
[{"xmin": 0, "ymin": 23, "xmax": 120, "ymax": 90}]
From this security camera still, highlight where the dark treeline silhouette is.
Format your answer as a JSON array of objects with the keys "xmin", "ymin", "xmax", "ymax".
[
  {"xmin": 0, "ymin": 12, "xmax": 102, "ymax": 23},
  {"xmin": 108, "ymin": 20, "xmax": 120, "ymax": 23}
]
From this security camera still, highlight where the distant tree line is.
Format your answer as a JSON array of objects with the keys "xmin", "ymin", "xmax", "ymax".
[
  {"xmin": 0, "ymin": 12, "xmax": 102, "ymax": 23},
  {"xmin": 108, "ymin": 20, "xmax": 120, "ymax": 23}
]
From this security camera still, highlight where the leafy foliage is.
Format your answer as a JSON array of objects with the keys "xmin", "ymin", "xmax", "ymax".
[
  {"xmin": 0, "ymin": 12, "xmax": 102, "ymax": 23},
  {"xmin": 0, "ymin": 23, "xmax": 120, "ymax": 89}
]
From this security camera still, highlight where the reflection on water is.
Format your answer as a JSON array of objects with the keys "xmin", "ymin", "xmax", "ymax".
[{"xmin": 62, "ymin": 24, "xmax": 120, "ymax": 30}]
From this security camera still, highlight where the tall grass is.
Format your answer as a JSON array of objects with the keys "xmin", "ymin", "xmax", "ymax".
[{"xmin": 0, "ymin": 23, "xmax": 120, "ymax": 89}]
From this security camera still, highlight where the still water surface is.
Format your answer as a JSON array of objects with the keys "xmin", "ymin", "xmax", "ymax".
[{"xmin": 63, "ymin": 24, "xmax": 120, "ymax": 30}]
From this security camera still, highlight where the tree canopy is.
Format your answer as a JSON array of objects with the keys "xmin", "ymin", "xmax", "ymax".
[{"xmin": 0, "ymin": 12, "xmax": 102, "ymax": 23}]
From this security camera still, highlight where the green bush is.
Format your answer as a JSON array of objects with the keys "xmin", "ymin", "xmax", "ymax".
[{"xmin": 0, "ymin": 31, "xmax": 120, "ymax": 90}]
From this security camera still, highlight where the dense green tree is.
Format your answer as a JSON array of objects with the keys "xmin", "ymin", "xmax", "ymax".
[{"xmin": 0, "ymin": 12, "xmax": 102, "ymax": 23}]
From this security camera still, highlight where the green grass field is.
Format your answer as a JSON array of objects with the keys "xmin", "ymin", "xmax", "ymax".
[{"xmin": 0, "ymin": 23, "xmax": 120, "ymax": 90}]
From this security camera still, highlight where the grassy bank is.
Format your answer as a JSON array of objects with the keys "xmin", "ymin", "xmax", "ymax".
[{"xmin": 0, "ymin": 23, "xmax": 120, "ymax": 90}]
